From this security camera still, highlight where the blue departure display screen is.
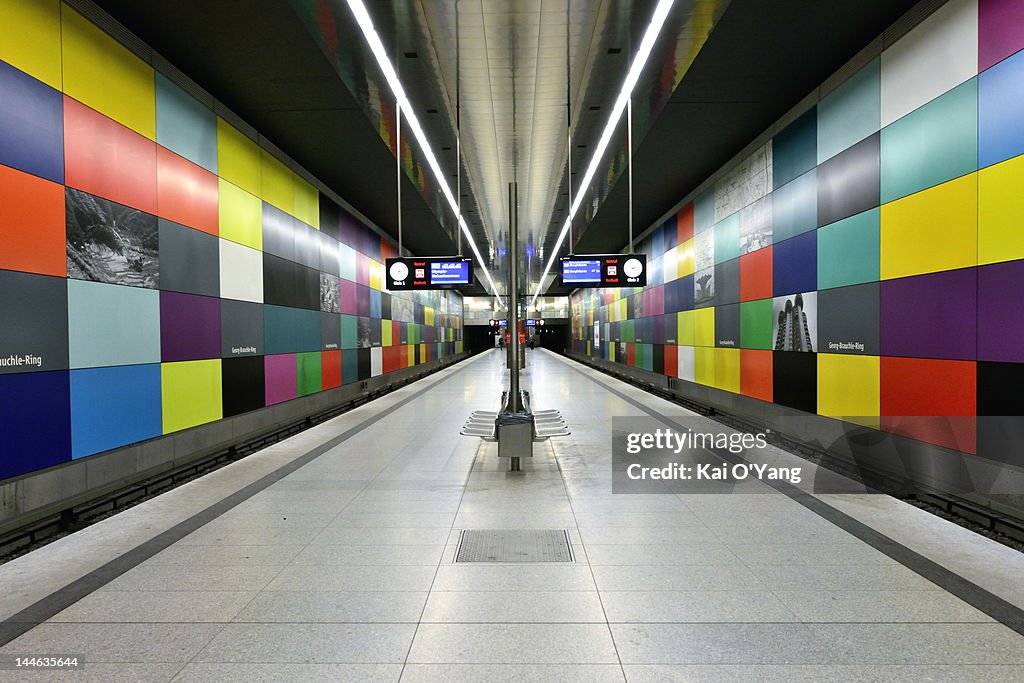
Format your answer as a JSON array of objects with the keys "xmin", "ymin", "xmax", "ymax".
[
  {"xmin": 560, "ymin": 259, "xmax": 602, "ymax": 284},
  {"xmin": 430, "ymin": 260, "xmax": 471, "ymax": 285}
]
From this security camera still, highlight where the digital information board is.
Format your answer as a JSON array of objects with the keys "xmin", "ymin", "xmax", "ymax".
[
  {"xmin": 386, "ymin": 257, "xmax": 474, "ymax": 291},
  {"xmin": 559, "ymin": 254, "xmax": 647, "ymax": 287}
]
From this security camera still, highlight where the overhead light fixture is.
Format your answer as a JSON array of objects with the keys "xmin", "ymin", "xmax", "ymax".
[
  {"xmin": 530, "ymin": 0, "xmax": 677, "ymax": 308},
  {"xmin": 344, "ymin": 0, "xmax": 502, "ymax": 301}
]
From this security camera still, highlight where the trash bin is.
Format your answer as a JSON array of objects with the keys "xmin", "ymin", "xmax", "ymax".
[{"xmin": 496, "ymin": 412, "xmax": 534, "ymax": 459}]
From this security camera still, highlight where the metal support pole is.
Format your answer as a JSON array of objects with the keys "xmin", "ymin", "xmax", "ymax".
[
  {"xmin": 627, "ymin": 97, "xmax": 633, "ymax": 255},
  {"xmin": 508, "ymin": 181, "xmax": 521, "ymax": 412},
  {"xmin": 396, "ymin": 100, "xmax": 403, "ymax": 253}
]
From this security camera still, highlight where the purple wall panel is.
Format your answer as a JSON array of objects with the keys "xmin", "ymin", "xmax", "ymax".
[
  {"xmin": 978, "ymin": 260, "xmax": 1024, "ymax": 362},
  {"xmin": 264, "ymin": 353, "xmax": 297, "ymax": 405},
  {"xmin": 979, "ymin": 0, "xmax": 1024, "ymax": 71},
  {"xmin": 160, "ymin": 291, "xmax": 221, "ymax": 362},
  {"xmin": 881, "ymin": 268, "xmax": 977, "ymax": 360}
]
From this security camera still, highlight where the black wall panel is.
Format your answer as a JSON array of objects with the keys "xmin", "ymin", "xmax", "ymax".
[
  {"xmin": 263, "ymin": 252, "xmax": 297, "ymax": 308},
  {"xmin": 357, "ymin": 347, "xmax": 371, "ymax": 380},
  {"xmin": 295, "ymin": 263, "xmax": 320, "ymax": 311},
  {"xmin": 222, "ymin": 355, "xmax": 265, "ymax": 417},
  {"xmin": 715, "ymin": 258, "xmax": 740, "ymax": 306},
  {"xmin": 318, "ymin": 194, "xmax": 341, "ymax": 241},
  {"xmin": 773, "ymin": 351, "xmax": 817, "ymax": 413}
]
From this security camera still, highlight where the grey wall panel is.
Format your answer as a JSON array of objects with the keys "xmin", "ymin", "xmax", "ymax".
[
  {"xmin": 158, "ymin": 218, "xmax": 220, "ymax": 296},
  {"xmin": 817, "ymin": 282, "xmax": 880, "ymax": 355},
  {"xmin": 715, "ymin": 302, "xmax": 740, "ymax": 348},
  {"xmin": 262, "ymin": 202, "xmax": 296, "ymax": 262},
  {"xmin": 816, "ymin": 132, "xmax": 880, "ymax": 227},
  {"xmin": 321, "ymin": 311, "xmax": 341, "ymax": 351},
  {"xmin": 221, "ymin": 299, "xmax": 263, "ymax": 357},
  {"xmin": 0, "ymin": 270, "xmax": 69, "ymax": 374}
]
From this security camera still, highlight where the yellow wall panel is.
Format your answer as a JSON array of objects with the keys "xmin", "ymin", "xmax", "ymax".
[
  {"xmin": 713, "ymin": 348, "xmax": 740, "ymax": 393},
  {"xmin": 161, "ymin": 360, "xmax": 223, "ymax": 434},
  {"xmin": 382, "ymin": 319, "xmax": 392, "ymax": 346},
  {"xmin": 217, "ymin": 118, "xmax": 260, "ymax": 196},
  {"xmin": 61, "ymin": 7, "xmax": 155, "ymax": 139},
  {"xmin": 978, "ymin": 154, "xmax": 1024, "ymax": 266},
  {"xmin": 293, "ymin": 174, "xmax": 320, "ymax": 229},
  {"xmin": 694, "ymin": 307, "xmax": 715, "ymax": 347},
  {"xmin": 694, "ymin": 347, "xmax": 716, "ymax": 387},
  {"xmin": 0, "ymin": 0, "xmax": 62, "ymax": 88},
  {"xmin": 818, "ymin": 354, "xmax": 880, "ymax": 425},
  {"xmin": 677, "ymin": 238, "xmax": 695, "ymax": 277},
  {"xmin": 369, "ymin": 261, "xmax": 384, "ymax": 291},
  {"xmin": 260, "ymin": 149, "xmax": 294, "ymax": 213},
  {"xmin": 609, "ymin": 342, "xmax": 616, "ymax": 362},
  {"xmin": 880, "ymin": 174, "xmax": 977, "ymax": 280},
  {"xmin": 407, "ymin": 345, "xmax": 414, "ymax": 366},
  {"xmin": 677, "ymin": 310, "xmax": 695, "ymax": 346},
  {"xmin": 218, "ymin": 179, "xmax": 262, "ymax": 251},
  {"xmin": 424, "ymin": 307, "xmax": 435, "ymax": 326}
]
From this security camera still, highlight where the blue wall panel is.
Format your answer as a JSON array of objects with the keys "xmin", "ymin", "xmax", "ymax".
[
  {"xmin": 0, "ymin": 59, "xmax": 63, "ymax": 183},
  {"xmin": 155, "ymin": 73, "xmax": 218, "ymax": 173},
  {"xmin": 0, "ymin": 370, "xmax": 71, "ymax": 480},
  {"xmin": 979, "ymin": 50, "xmax": 1024, "ymax": 169},
  {"xmin": 70, "ymin": 364, "xmax": 162, "ymax": 458}
]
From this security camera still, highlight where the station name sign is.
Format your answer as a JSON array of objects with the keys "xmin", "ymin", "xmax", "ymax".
[
  {"xmin": 386, "ymin": 257, "xmax": 474, "ymax": 291},
  {"xmin": 559, "ymin": 254, "xmax": 647, "ymax": 287}
]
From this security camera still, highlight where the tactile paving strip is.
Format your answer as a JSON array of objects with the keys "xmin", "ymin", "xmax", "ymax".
[{"xmin": 455, "ymin": 529, "xmax": 573, "ymax": 563}]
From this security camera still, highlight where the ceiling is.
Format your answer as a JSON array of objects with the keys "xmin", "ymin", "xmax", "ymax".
[{"xmin": 95, "ymin": 0, "xmax": 921, "ymax": 298}]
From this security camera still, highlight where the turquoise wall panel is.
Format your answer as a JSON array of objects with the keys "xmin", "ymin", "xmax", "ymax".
[
  {"xmin": 155, "ymin": 73, "xmax": 217, "ymax": 173},
  {"xmin": 714, "ymin": 213, "xmax": 740, "ymax": 265},
  {"xmin": 817, "ymin": 58, "xmax": 881, "ymax": 163},
  {"xmin": 694, "ymin": 187, "xmax": 715, "ymax": 233},
  {"xmin": 817, "ymin": 207, "xmax": 880, "ymax": 290},
  {"xmin": 68, "ymin": 279, "xmax": 161, "ymax": 368},
  {"xmin": 880, "ymin": 77, "xmax": 978, "ymax": 203}
]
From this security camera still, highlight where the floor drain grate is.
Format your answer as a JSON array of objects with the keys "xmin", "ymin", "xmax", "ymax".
[{"xmin": 455, "ymin": 529, "xmax": 574, "ymax": 563}]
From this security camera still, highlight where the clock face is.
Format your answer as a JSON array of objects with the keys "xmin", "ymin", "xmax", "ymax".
[
  {"xmin": 389, "ymin": 261, "xmax": 409, "ymax": 281},
  {"xmin": 623, "ymin": 257, "xmax": 643, "ymax": 278}
]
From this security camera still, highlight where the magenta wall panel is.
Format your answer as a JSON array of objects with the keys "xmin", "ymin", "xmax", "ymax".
[
  {"xmin": 340, "ymin": 278, "xmax": 357, "ymax": 315},
  {"xmin": 979, "ymin": 0, "xmax": 1024, "ymax": 71},
  {"xmin": 264, "ymin": 353, "xmax": 297, "ymax": 405}
]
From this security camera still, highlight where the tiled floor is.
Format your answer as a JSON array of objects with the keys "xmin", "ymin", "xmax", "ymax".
[{"xmin": 2, "ymin": 349, "xmax": 1024, "ymax": 682}]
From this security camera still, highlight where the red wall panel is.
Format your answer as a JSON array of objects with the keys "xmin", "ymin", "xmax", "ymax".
[
  {"xmin": 677, "ymin": 202, "xmax": 694, "ymax": 243},
  {"xmin": 157, "ymin": 147, "xmax": 219, "ymax": 235},
  {"xmin": 881, "ymin": 357, "xmax": 976, "ymax": 453},
  {"xmin": 63, "ymin": 97, "xmax": 156, "ymax": 214},
  {"xmin": 321, "ymin": 350, "xmax": 342, "ymax": 390},
  {"xmin": 740, "ymin": 247, "xmax": 773, "ymax": 302},
  {"xmin": 740, "ymin": 349, "xmax": 774, "ymax": 402}
]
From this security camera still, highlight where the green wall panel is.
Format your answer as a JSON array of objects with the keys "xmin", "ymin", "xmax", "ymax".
[{"xmin": 740, "ymin": 299, "xmax": 773, "ymax": 349}]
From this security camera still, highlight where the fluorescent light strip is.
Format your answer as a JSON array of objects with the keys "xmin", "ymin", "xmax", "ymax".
[
  {"xmin": 530, "ymin": 0, "xmax": 677, "ymax": 309},
  {"xmin": 345, "ymin": 0, "xmax": 502, "ymax": 300}
]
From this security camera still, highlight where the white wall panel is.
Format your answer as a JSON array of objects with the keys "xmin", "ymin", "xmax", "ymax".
[
  {"xmin": 219, "ymin": 238, "xmax": 264, "ymax": 303},
  {"xmin": 881, "ymin": 0, "xmax": 978, "ymax": 126}
]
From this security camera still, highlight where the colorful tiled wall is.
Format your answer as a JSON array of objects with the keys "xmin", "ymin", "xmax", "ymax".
[
  {"xmin": 0, "ymin": 1, "xmax": 463, "ymax": 480},
  {"xmin": 572, "ymin": 0, "xmax": 1023, "ymax": 459}
]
